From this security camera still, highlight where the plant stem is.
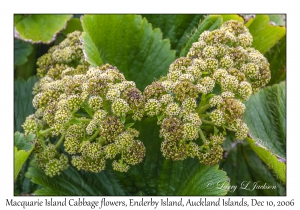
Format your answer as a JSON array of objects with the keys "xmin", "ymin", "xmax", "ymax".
[
  {"xmin": 87, "ymin": 130, "xmax": 100, "ymax": 142},
  {"xmin": 55, "ymin": 133, "xmax": 65, "ymax": 149},
  {"xmin": 199, "ymin": 129, "xmax": 207, "ymax": 144},
  {"xmin": 82, "ymin": 103, "xmax": 94, "ymax": 117},
  {"xmin": 202, "ymin": 119, "xmax": 214, "ymax": 125},
  {"xmin": 196, "ymin": 104, "xmax": 211, "ymax": 115},
  {"xmin": 75, "ymin": 118, "xmax": 92, "ymax": 122},
  {"xmin": 38, "ymin": 128, "xmax": 53, "ymax": 136},
  {"xmin": 37, "ymin": 136, "xmax": 46, "ymax": 149},
  {"xmin": 200, "ymin": 113, "xmax": 210, "ymax": 118}
]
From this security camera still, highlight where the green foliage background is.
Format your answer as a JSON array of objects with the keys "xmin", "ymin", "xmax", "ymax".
[{"xmin": 14, "ymin": 14, "xmax": 286, "ymax": 196}]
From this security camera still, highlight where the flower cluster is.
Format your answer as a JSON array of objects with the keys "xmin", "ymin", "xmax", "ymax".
[
  {"xmin": 22, "ymin": 20, "xmax": 271, "ymax": 175},
  {"xmin": 142, "ymin": 20, "xmax": 270, "ymax": 165},
  {"xmin": 22, "ymin": 32, "xmax": 146, "ymax": 176}
]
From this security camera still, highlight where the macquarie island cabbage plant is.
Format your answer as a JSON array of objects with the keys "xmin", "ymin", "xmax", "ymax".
[{"xmin": 14, "ymin": 14, "xmax": 286, "ymax": 196}]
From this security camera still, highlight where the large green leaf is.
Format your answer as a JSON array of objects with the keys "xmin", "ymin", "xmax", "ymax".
[
  {"xmin": 14, "ymin": 132, "xmax": 35, "ymax": 180},
  {"xmin": 142, "ymin": 14, "xmax": 205, "ymax": 56},
  {"xmin": 14, "ymin": 38, "xmax": 33, "ymax": 66},
  {"xmin": 26, "ymin": 118, "xmax": 228, "ymax": 195},
  {"xmin": 14, "ymin": 14, "xmax": 72, "ymax": 43},
  {"xmin": 244, "ymin": 82, "xmax": 286, "ymax": 158},
  {"xmin": 180, "ymin": 15, "xmax": 223, "ymax": 57},
  {"xmin": 26, "ymin": 161, "xmax": 126, "ymax": 196},
  {"xmin": 61, "ymin": 17, "xmax": 83, "ymax": 36},
  {"xmin": 268, "ymin": 14, "xmax": 285, "ymax": 26},
  {"xmin": 220, "ymin": 134, "xmax": 286, "ymax": 196},
  {"xmin": 221, "ymin": 14, "xmax": 244, "ymax": 22},
  {"xmin": 246, "ymin": 137, "xmax": 286, "ymax": 183},
  {"xmin": 14, "ymin": 132, "xmax": 35, "ymax": 151},
  {"xmin": 246, "ymin": 15, "xmax": 286, "ymax": 54},
  {"xmin": 15, "ymin": 147, "xmax": 32, "ymax": 181},
  {"xmin": 264, "ymin": 36, "xmax": 286, "ymax": 85},
  {"xmin": 81, "ymin": 14, "xmax": 175, "ymax": 90},
  {"xmin": 14, "ymin": 76, "xmax": 37, "ymax": 132},
  {"xmin": 14, "ymin": 155, "xmax": 39, "ymax": 195}
]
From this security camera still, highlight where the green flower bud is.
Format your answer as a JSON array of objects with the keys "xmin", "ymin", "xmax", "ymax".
[
  {"xmin": 221, "ymin": 20, "xmax": 249, "ymax": 35},
  {"xmin": 132, "ymin": 109, "xmax": 144, "ymax": 121},
  {"xmin": 238, "ymin": 81, "xmax": 252, "ymax": 101},
  {"xmin": 112, "ymin": 160, "xmax": 130, "ymax": 172},
  {"xmin": 105, "ymin": 143, "xmax": 119, "ymax": 159},
  {"xmin": 241, "ymin": 63, "xmax": 260, "ymax": 79},
  {"xmin": 66, "ymin": 124, "xmax": 85, "ymax": 139},
  {"xmin": 183, "ymin": 112, "xmax": 202, "ymax": 127},
  {"xmin": 44, "ymin": 154, "xmax": 69, "ymax": 177},
  {"xmin": 181, "ymin": 97, "xmax": 197, "ymax": 113},
  {"xmin": 235, "ymin": 122, "xmax": 249, "ymax": 140},
  {"xmin": 237, "ymin": 33, "xmax": 253, "ymax": 47},
  {"xmin": 220, "ymin": 98, "xmax": 245, "ymax": 122},
  {"xmin": 88, "ymin": 96, "xmax": 103, "ymax": 111},
  {"xmin": 122, "ymin": 140, "xmax": 146, "ymax": 165},
  {"xmin": 54, "ymin": 107, "xmax": 72, "ymax": 125},
  {"xmin": 64, "ymin": 137, "xmax": 81, "ymax": 155},
  {"xmin": 42, "ymin": 102, "xmax": 57, "ymax": 126},
  {"xmin": 22, "ymin": 115, "xmax": 38, "ymax": 135},
  {"xmin": 220, "ymin": 56, "xmax": 234, "ymax": 69},
  {"xmin": 116, "ymin": 132, "xmax": 134, "ymax": 149},
  {"xmin": 67, "ymin": 95, "xmax": 82, "ymax": 111},
  {"xmin": 212, "ymin": 69, "xmax": 228, "ymax": 83},
  {"xmin": 39, "ymin": 90, "xmax": 61, "ymax": 109},
  {"xmin": 44, "ymin": 159, "xmax": 61, "ymax": 177},
  {"xmin": 210, "ymin": 109, "xmax": 226, "ymax": 126},
  {"xmin": 122, "ymin": 87, "xmax": 144, "ymax": 110},
  {"xmin": 86, "ymin": 119, "xmax": 99, "ymax": 136},
  {"xmin": 192, "ymin": 58, "xmax": 207, "ymax": 72},
  {"xmin": 198, "ymin": 142, "xmax": 223, "ymax": 165},
  {"xmin": 205, "ymin": 58, "xmax": 219, "ymax": 73},
  {"xmin": 173, "ymin": 81, "xmax": 198, "ymax": 102},
  {"xmin": 111, "ymin": 99, "xmax": 130, "ymax": 117},
  {"xmin": 198, "ymin": 76, "xmax": 215, "ymax": 94},
  {"xmin": 144, "ymin": 99, "xmax": 161, "ymax": 117},
  {"xmin": 167, "ymin": 70, "xmax": 182, "ymax": 82},
  {"xmin": 165, "ymin": 102, "xmax": 180, "ymax": 116},
  {"xmin": 202, "ymin": 46, "xmax": 218, "ymax": 58},
  {"xmin": 161, "ymin": 81, "xmax": 176, "ymax": 92},
  {"xmin": 228, "ymin": 47, "xmax": 248, "ymax": 68},
  {"xmin": 221, "ymin": 91, "xmax": 235, "ymax": 99},
  {"xmin": 227, "ymin": 68, "xmax": 246, "ymax": 82},
  {"xmin": 220, "ymin": 75, "xmax": 239, "ymax": 92},
  {"xmin": 144, "ymin": 81, "xmax": 165, "ymax": 100},
  {"xmin": 93, "ymin": 109, "xmax": 108, "ymax": 121},
  {"xmin": 183, "ymin": 123, "xmax": 199, "ymax": 140},
  {"xmin": 179, "ymin": 73, "xmax": 195, "ymax": 83},
  {"xmin": 186, "ymin": 142, "xmax": 200, "ymax": 158},
  {"xmin": 72, "ymin": 154, "xmax": 106, "ymax": 173},
  {"xmin": 126, "ymin": 128, "xmax": 140, "ymax": 138},
  {"xmin": 161, "ymin": 140, "xmax": 187, "ymax": 161},
  {"xmin": 159, "ymin": 94, "xmax": 174, "ymax": 106},
  {"xmin": 80, "ymin": 141, "xmax": 103, "ymax": 160},
  {"xmin": 100, "ymin": 116, "xmax": 124, "ymax": 142},
  {"xmin": 106, "ymin": 88, "xmax": 121, "ymax": 101},
  {"xmin": 169, "ymin": 57, "xmax": 192, "ymax": 72},
  {"xmin": 186, "ymin": 65, "xmax": 202, "ymax": 80},
  {"xmin": 160, "ymin": 117, "xmax": 184, "ymax": 141},
  {"xmin": 209, "ymin": 95, "xmax": 223, "ymax": 107},
  {"xmin": 209, "ymin": 133, "xmax": 226, "ymax": 145},
  {"xmin": 198, "ymin": 31, "xmax": 210, "ymax": 42}
]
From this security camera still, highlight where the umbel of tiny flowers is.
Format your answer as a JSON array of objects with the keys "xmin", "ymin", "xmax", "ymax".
[
  {"xmin": 22, "ymin": 31, "xmax": 146, "ymax": 176},
  {"xmin": 143, "ymin": 20, "xmax": 271, "ymax": 165}
]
